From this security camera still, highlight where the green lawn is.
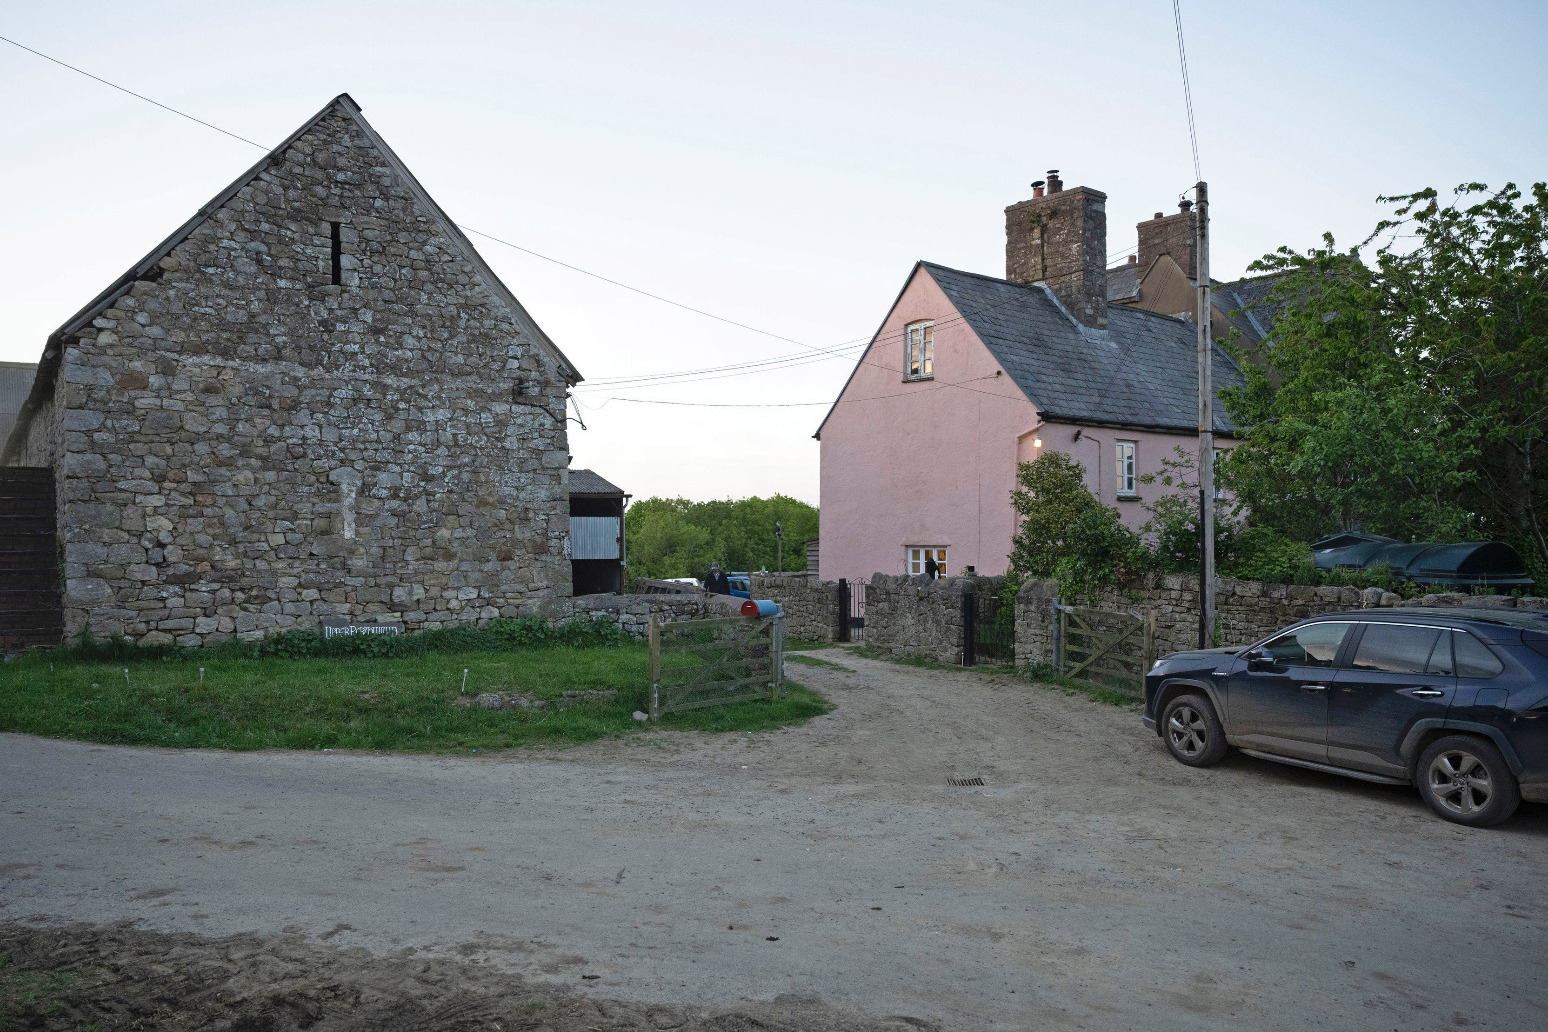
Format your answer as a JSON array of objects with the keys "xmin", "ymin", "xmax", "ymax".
[{"xmin": 0, "ymin": 645, "xmax": 829, "ymax": 753}]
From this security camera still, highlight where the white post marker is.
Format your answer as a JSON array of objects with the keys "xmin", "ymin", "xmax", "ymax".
[
  {"xmin": 461, "ymin": 668, "xmax": 469, "ymax": 695},
  {"xmin": 199, "ymin": 667, "xmax": 205, "ymax": 683}
]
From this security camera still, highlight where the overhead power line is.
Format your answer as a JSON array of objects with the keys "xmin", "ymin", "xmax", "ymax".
[
  {"xmin": 0, "ymin": 34, "xmax": 854, "ymax": 370},
  {"xmin": 1171, "ymin": 0, "xmax": 1202, "ymax": 182}
]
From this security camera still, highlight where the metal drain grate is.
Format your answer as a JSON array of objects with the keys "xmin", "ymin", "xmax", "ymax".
[{"xmin": 947, "ymin": 777, "xmax": 985, "ymax": 787}]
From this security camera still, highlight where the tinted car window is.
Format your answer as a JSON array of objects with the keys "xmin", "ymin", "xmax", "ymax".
[
  {"xmin": 1351, "ymin": 624, "xmax": 1446, "ymax": 675},
  {"xmin": 1454, "ymin": 632, "xmax": 1504, "ymax": 678},
  {"xmin": 1263, "ymin": 622, "xmax": 1351, "ymax": 667}
]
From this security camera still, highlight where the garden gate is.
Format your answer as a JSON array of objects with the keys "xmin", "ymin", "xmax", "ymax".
[{"xmin": 1056, "ymin": 605, "xmax": 1156, "ymax": 695}]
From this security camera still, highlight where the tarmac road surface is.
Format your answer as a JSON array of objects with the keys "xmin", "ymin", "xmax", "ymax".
[{"xmin": 3, "ymin": 650, "xmax": 1546, "ymax": 1030}]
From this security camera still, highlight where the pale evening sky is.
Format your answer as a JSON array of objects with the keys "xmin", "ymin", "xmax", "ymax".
[{"xmin": 3, "ymin": 1, "xmax": 1545, "ymax": 505}]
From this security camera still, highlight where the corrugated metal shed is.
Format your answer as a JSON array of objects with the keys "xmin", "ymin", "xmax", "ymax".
[{"xmin": 0, "ymin": 363, "xmax": 38, "ymax": 448}]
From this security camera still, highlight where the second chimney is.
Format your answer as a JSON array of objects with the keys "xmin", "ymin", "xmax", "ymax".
[
  {"xmin": 1137, "ymin": 200, "xmax": 1198, "ymax": 280},
  {"xmin": 1005, "ymin": 171, "xmax": 1108, "ymax": 329}
]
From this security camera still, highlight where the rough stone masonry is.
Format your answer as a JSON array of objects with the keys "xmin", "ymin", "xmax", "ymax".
[{"xmin": 5, "ymin": 95, "xmax": 583, "ymax": 647}]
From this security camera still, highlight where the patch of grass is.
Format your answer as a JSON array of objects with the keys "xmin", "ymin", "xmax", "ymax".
[
  {"xmin": 786, "ymin": 654, "xmax": 847, "ymax": 670},
  {"xmin": 1020, "ymin": 662, "xmax": 1142, "ymax": 707},
  {"xmin": 0, "ymin": 646, "xmax": 829, "ymax": 753},
  {"xmin": 850, "ymin": 647, "xmax": 1016, "ymax": 675},
  {"xmin": 784, "ymin": 638, "xmax": 836, "ymax": 651},
  {"xmin": 0, "ymin": 957, "xmax": 78, "ymax": 1027}
]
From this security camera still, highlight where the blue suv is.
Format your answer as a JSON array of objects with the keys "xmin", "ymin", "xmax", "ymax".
[{"xmin": 1143, "ymin": 608, "xmax": 1548, "ymax": 826}]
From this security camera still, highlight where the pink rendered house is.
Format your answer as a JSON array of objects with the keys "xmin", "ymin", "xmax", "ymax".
[{"xmin": 815, "ymin": 174, "xmax": 1243, "ymax": 583}]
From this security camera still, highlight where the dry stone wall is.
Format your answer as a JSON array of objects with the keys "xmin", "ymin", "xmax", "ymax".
[
  {"xmin": 1016, "ymin": 573, "xmax": 1548, "ymax": 666},
  {"xmin": 862, "ymin": 573, "xmax": 1005, "ymax": 664},
  {"xmin": 749, "ymin": 574, "xmax": 837, "ymax": 642},
  {"xmin": 52, "ymin": 104, "xmax": 573, "ymax": 647},
  {"xmin": 563, "ymin": 591, "xmax": 740, "ymax": 639}
]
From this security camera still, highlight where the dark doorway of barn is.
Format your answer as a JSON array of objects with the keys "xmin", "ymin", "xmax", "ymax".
[{"xmin": 0, "ymin": 466, "xmax": 62, "ymax": 650}]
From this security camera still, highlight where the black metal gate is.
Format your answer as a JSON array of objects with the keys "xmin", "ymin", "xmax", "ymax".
[
  {"xmin": 962, "ymin": 587, "xmax": 1014, "ymax": 667},
  {"xmin": 836, "ymin": 578, "xmax": 866, "ymax": 643}
]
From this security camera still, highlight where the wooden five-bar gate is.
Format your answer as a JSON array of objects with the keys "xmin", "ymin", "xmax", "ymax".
[
  {"xmin": 1056, "ymin": 604, "xmax": 1156, "ymax": 695},
  {"xmin": 648, "ymin": 614, "xmax": 784, "ymax": 719}
]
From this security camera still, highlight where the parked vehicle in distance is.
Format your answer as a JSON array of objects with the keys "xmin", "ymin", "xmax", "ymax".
[
  {"xmin": 1142, "ymin": 608, "xmax": 1548, "ymax": 826},
  {"xmin": 662, "ymin": 577, "xmax": 701, "ymax": 588},
  {"xmin": 727, "ymin": 574, "xmax": 752, "ymax": 599}
]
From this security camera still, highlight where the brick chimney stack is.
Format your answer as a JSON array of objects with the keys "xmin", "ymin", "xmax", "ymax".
[
  {"xmin": 1005, "ymin": 170, "xmax": 1108, "ymax": 329},
  {"xmin": 1137, "ymin": 199, "xmax": 1198, "ymax": 280}
]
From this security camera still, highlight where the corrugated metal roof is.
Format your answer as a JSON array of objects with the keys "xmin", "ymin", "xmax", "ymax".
[
  {"xmin": 922, "ymin": 262, "xmax": 1243, "ymax": 433},
  {"xmin": 569, "ymin": 468, "xmax": 624, "ymax": 497},
  {"xmin": 0, "ymin": 363, "xmax": 37, "ymax": 450}
]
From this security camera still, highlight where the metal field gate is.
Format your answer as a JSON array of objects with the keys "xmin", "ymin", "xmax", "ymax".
[
  {"xmin": 1056, "ymin": 605, "xmax": 1156, "ymax": 695},
  {"xmin": 648, "ymin": 614, "xmax": 784, "ymax": 719}
]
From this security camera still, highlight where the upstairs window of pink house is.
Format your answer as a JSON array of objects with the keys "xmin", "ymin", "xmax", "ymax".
[
  {"xmin": 907, "ymin": 546, "xmax": 946, "ymax": 577},
  {"xmin": 1116, "ymin": 441, "xmax": 1137, "ymax": 496},
  {"xmin": 905, "ymin": 322, "xmax": 933, "ymax": 380}
]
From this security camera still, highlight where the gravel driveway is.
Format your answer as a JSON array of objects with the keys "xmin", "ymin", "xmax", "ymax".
[{"xmin": 3, "ymin": 649, "xmax": 1545, "ymax": 1030}]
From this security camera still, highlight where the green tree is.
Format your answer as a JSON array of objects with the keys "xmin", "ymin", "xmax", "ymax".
[
  {"xmin": 1221, "ymin": 181, "xmax": 1547, "ymax": 581},
  {"xmin": 1008, "ymin": 452, "xmax": 1100, "ymax": 577},
  {"xmin": 623, "ymin": 495, "xmax": 819, "ymax": 583}
]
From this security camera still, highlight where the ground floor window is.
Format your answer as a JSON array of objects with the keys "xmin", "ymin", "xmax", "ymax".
[
  {"xmin": 1116, "ymin": 440, "xmax": 1137, "ymax": 496},
  {"xmin": 907, "ymin": 546, "xmax": 947, "ymax": 578}
]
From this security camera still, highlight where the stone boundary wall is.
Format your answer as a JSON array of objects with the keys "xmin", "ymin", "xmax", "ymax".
[
  {"xmin": 1015, "ymin": 573, "xmax": 1548, "ymax": 666},
  {"xmin": 563, "ymin": 591, "xmax": 740, "ymax": 639},
  {"xmin": 749, "ymin": 574, "xmax": 836, "ymax": 643},
  {"xmin": 863, "ymin": 573, "xmax": 1005, "ymax": 664}
]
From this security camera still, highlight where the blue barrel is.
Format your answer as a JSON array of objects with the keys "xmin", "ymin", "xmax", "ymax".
[{"xmin": 740, "ymin": 598, "xmax": 780, "ymax": 617}]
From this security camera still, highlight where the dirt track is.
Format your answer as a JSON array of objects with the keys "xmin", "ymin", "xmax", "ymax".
[{"xmin": 3, "ymin": 649, "xmax": 1546, "ymax": 1030}]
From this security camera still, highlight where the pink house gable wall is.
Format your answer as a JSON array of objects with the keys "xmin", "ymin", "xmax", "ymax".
[
  {"xmin": 818, "ymin": 269, "xmax": 1037, "ymax": 582},
  {"xmin": 1018, "ymin": 422, "xmax": 1232, "ymax": 523}
]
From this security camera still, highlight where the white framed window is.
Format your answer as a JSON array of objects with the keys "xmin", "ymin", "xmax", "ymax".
[
  {"xmin": 905, "ymin": 322, "xmax": 934, "ymax": 380},
  {"xmin": 1116, "ymin": 440, "xmax": 1137, "ymax": 496},
  {"xmin": 907, "ymin": 546, "xmax": 947, "ymax": 578}
]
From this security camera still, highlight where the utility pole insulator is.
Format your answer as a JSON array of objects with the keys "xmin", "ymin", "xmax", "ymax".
[{"xmin": 1195, "ymin": 181, "xmax": 1216, "ymax": 649}]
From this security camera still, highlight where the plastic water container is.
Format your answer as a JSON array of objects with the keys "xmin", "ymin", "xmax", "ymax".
[{"xmin": 740, "ymin": 598, "xmax": 780, "ymax": 617}]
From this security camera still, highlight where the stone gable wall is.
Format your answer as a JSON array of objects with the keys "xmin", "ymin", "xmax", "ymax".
[{"xmin": 55, "ymin": 107, "xmax": 571, "ymax": 647}]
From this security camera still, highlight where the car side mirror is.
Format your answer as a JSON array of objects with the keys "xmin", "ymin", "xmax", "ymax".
[{"xmin": 1245, "ymin": 648, "xmax": 1275, "ymax": 672}]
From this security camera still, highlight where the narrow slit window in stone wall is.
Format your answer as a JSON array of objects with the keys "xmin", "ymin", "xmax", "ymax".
[{"xmin": 330, "ymin": 221, "xmax": 342, "ymax": 286}]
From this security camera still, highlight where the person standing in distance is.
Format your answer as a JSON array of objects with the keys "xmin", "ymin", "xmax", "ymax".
[{"xmin": 705, "ymin": 562, "xmax": 731, "ymax": 595}]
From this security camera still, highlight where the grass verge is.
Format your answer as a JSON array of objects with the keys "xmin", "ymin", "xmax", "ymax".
[
  {"xmin": 0, "ymin": 645, "xmax": 830, "ymax": 753},
  {"xmin": 786, "ymin": 653, "xmax": 849, "ymax": 670},
  {"xmin": 783, "ymin": 638, "xmax": 836, "ymax": 652},
  {"xmin": 1020, "ymin": 662, "xmax": 1142, "ymax": 707}
]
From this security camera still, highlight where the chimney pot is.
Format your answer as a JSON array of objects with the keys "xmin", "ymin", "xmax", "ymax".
[
  {"xmin": 1154, "ymin": 212, "xmax": 1164, "ymax": 220},
  {"xmin": 1128, "ymin": 254, "xmax": 1137, "ymax": 263},
  {"xmin": 1179, "ymin": 199, "xmax": 1193, "ymax": 212},
  {"xmin": 1031, "ymin": 179, "xmax": 1045, "ymax": 199},
  {"xmin": 1046, "ymin": 169, "xmax": 1063, "ymax": 193}
]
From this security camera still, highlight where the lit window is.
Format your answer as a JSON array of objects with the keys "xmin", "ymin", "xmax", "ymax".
[
  {"xmin": 907, "ymin": 546, "xmax": 947, "ymax": 578},
  {"xmin": 1116, "ymin": 441, "xmax": 1137, "ymax": 496},
  {"xmin": 905, "ymin": 322, "xmax": 934, "ymax": 380}
]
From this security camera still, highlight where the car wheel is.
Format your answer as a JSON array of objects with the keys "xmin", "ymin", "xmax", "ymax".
[
  {"xmin": 1416, "ymin": 735, "xmax": 1520, "ymax": 828},
  {"xmin": 1161, "ymin": 692, "xmax": 1228, "ymax": 767}
]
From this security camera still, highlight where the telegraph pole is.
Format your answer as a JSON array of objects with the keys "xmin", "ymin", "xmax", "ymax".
[{"xmin": 1195, "ymin": 181, "xmax": 1215, "ymax": 649}]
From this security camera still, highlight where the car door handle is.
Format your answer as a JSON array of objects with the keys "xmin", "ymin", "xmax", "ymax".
[
  {"xmin": 1407, "ymin": 688, "xmax": 1445, "ymax": 698},
  {"xmin": 1300, "ymin": 684, "xmax": 1328, "ymax": 693}
]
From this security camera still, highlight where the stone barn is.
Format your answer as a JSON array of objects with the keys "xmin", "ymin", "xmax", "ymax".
[{"xmin": 1, "ymin": 94, "xmax": 583, "ymax": 647}]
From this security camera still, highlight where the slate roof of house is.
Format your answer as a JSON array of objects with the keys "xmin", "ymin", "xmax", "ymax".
[
  {"xmin": 568, "ymin": 468, "xmax": 624, "ymax": 497},
  {"xmin": 1107, "ymin": 261, "xmax": 1142, "ymax": 301},
  {"xmin": 1213, "ymin": 272, "xmax": 1288, "ymax": 344},
  {"xmin": 920, "ymin": 262, "xmax": 1242, "ymax": 433}
]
